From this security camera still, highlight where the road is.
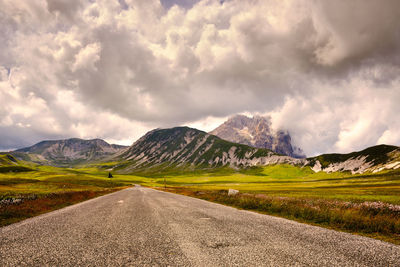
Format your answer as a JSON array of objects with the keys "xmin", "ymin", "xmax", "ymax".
[{"xmin": 1, "ymin": 187, "xmax": 399, "ymax": 266}]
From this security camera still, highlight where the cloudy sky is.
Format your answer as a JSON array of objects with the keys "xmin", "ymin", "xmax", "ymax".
[{"xmin": 1, "ymin": 0, "xmax": 400, "ymax": 156}]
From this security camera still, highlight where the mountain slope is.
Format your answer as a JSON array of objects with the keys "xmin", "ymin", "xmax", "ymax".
[
  {"xmin": 14, "ymin": 138, "xmax": 128, "ymax": 167},
  {"xmin": 0, "ymin": 153, "xmax": 33, "ymax": 172},
  {"xmin": 210, "ymin": 115, "xmax": 305, "ymax": 158},
  {"xmin": 307, "ymin": 144, "xmax": 400, "ymax": 174},
  {"xmin": 0, "ymin": 154, "xmax": 18, "ymax": 166},
  {"xmin": 115, "ymin": 127, "xmax": 303, "ymax": 174}
]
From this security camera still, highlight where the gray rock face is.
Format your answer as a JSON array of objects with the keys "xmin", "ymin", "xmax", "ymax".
[
  {"xmin": 210, "ymin": 115, "xmax": 305, "ymax": 158},
  {"xmin": 14, "ymin": 138, "xmax": 128, "ymax": 166}
]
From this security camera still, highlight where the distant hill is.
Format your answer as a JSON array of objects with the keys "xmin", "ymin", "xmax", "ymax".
[
  {"xmin": 210, "ymin": 115, "xmax": 305, "ymax": 158},
  {"xmin": 13, "ymin": 138, "xmax": 128, "ymax": 167},
  {"xmin": 0, "ymin": 154, "xmax": 33, "ymax": 172},
  {"xmin": 306, "ymin": 144, "xmax": 400, "ymax": 174},
  {"xmin": 0, "ymin": 154, "xmax": 18, "ymax": 166},
  {"xmin": 113, "ymin": 126, "xmax": 303, "ymax": 174}
]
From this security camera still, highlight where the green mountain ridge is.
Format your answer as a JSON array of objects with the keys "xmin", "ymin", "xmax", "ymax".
[
  {"xmin": 112, "ymin": 127, "xmax": 303, "ymax": 175},
  {"xmin": 306, "ymin": 144, "xmax": 400, "ymax": 174},
  {"xmin": 0, "ymin": 154, "xmax": 18, "ymax": 166},
  {"xmin": 308, "ymin": 145, "xmax": 399, "ymax": 168},
  {"xmin": 0, "ymin": 154, "xmax": 34, "ymax": 173}
]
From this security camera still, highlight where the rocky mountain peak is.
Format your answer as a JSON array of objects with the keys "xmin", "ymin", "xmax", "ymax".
[{"xmin": 210, "ymin": 114, "xmax": 305, "ymax": 158}]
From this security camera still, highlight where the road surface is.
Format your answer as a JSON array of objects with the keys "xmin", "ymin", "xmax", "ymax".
[{"xmin": 1, "ymin": 187, "xmax": 399, "ymax": 266}]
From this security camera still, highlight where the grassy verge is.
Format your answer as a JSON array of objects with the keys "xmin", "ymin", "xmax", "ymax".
[
  {"xmin": 160, "ymin": 187, "xmax": 400, "ymax": 245},
  {"xmin": 0, "ymin": 188, "xmax": 124, "ymax": 227},
  {"xmin": 0, "ymin": 164, "xmax": 141, "ymax": 227}
]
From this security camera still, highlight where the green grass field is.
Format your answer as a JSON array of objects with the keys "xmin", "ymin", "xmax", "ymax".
[{"xmin": 3, "ymin": 162, "xmax": 394, "ymax": 206}]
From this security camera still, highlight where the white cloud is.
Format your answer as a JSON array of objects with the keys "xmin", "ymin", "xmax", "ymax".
[
  {"xmin": 269, "ymin": 78, "xmax": 400, "ymax": 156},
  {"xmin": 72, "ymin": 43, "xmax": 101, "ymax": 72},
  {"xmin": 0, "ymin": 0, "xmax": 399, "ymax": 153}
]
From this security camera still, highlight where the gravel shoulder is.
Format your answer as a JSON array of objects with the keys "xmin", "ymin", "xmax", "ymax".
[{"xmin": 1, "ymin": 187, "xmax": 399, "ymax": 266}]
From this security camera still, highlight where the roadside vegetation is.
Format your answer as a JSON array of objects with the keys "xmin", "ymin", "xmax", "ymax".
[
  {"xmin": 148, "ymin": 164, "xmax": 400, "ymax": 244},
  {"xmin": 1, "ymin": 190, "xmax": 119, "ymax": 226},
  {"xmin": 0, "ymin": 162, "xmax": 141, "ymax": 227},
  {"xmin": 161, "ymin": 187, "xmax": 400, "ymax": 245}
]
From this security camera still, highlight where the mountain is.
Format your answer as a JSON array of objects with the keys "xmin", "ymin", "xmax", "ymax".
[
  {"xmin": 114, "ymin": 126, "xmax": 303, "ymax": 174},
  {"xmin": 210, "ymin": 115, "xmax": 305, "ymax": 158},
  {"xmin": 14, "ymin": 138, "xmax": 128, "ymax": 167},
  {"xmin": 9, "ymin": 128, "xmax": 399, "ymax": 175},
  {"xmin": 307, "ymin": 144, "xmax": 400, "ymax": 174}
]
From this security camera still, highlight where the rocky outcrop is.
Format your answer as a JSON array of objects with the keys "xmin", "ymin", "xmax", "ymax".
[
  {"xmin": 210, "ymin": 115, "xmax": 305, "ymax": 158},
  {"xmin": 306, "ymin": 145, "xmax": 400, "ymax": 174}
]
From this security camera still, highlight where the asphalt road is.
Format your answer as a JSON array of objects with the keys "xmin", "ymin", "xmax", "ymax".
[{"xmin": 1, "ymin": 187, "xmax": 399, "ymax": 266}]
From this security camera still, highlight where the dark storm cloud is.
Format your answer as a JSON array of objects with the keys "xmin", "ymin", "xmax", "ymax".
[
  {"xmin": 161, "ymin": 0, "xmax": 200, "ymax": 9},
  {"xmin": 46, "ymin": 0, "xmax": 84, "ymax": 20}
]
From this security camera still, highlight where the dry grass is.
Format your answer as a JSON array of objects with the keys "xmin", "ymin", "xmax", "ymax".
[
  {"xmin": 161, "ymin": 187, "xmax": 400, "ymax": 245},
  {"xmin": 0, "ymin": 188, "xmax": 123, "ymax": 227}
]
